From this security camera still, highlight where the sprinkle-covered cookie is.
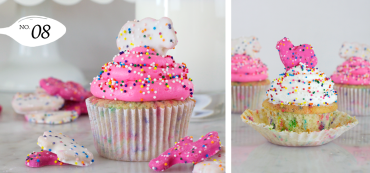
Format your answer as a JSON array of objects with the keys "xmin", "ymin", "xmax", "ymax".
[
  {"xmin": 25, "ymin": 111, "xmax": 79, "ymax": 124},
  {"xmin": 40, "ymin": 77, "xmax": 92, "ymax": 101},
  {"xmin": 193, "ymin": 146, "xmax": 225, "ymax": 173},
  {"xmin": 25, "ymin": 151, "xmax": 67, "ymax": 167},
  {"xmin": 12, "ymin": 92, "xmax": 64, "ymax": 114},
  {"xmin": 37, "ymin": 131, "xmax": 94, "ymax": 166},
  {"xmin": 116, "ymin": 17, "xmax": 178, "ymax": 56},
  {"xmin": 62, "ymin": 101, "xmax": 88, "ymax": 115},
  {"xmin": 149, "ymin": 131, "xmax": 221, "ymax": 171}
]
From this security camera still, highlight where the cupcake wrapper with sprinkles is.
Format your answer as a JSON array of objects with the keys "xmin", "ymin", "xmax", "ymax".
[
  {"xmin": 232, "ymin": 85, "xmax": 269, "ymax": 113},
  {"xmin": 240, "ymin": 109, "xmax": 358, "ymax": 146},
  {"xmin": 335, "ymin": 85, "xmax": 370, "ymax": 116},
  {"xmin": 86, "ymin": 97, "xmax": 195, "ymax": 161}
]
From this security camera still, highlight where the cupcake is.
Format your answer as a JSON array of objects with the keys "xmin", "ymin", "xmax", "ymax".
[
  {"xmin": 241, "ymin": 37, "xmax": 358, "ymax": 146},
  {"xmin": 331, "ymin": 42, "xmax": 370, "ymax": 116},
  {"xmin": 86, "ymin": 17, "xmax": 195, "ymax": 161},
  {"xmin": 231, "ymin": 36, "xmax": 269, "ymax": 113}
]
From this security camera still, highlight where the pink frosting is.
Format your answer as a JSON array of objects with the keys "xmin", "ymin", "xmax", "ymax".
[
  {"xmin": 331, "ymin": 57, "xmax": 370, "ymax": 85},
  {"xmin": 231, "ymin": 54, "xmax": 268, "ymax": 82},
  {"xmin": 276, "ymin": 37, "xmax": 318, "ymax": 70},
  {"xmin": 90, "ymin": 47, "xmax": 194, "ymax": 101},
  {"xmin": 148, "ymin": 131, "xmax": 221, "ymax": 171},
  {"xmin": 25, "ymin": 151, "xmax": 67, "ymax": 167}
]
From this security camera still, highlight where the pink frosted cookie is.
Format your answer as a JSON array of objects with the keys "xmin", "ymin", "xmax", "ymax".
[
  {"xmin": 276, "ymin": 37, "xmax": 318, "ymax": 70},
  {"xmin": 62, "ymin": 100, "xmax": 88, "ymax": 115},
  {"xmin": 193, "ymin": 146, "xmax": 225, "ymax": 173},
  {"xmin": 25, "ymin": 151, "xmax": 67, "ymax": 167},
  {"xmin": 25, "ymin": 111, "xmax": 79, "ymax": 124},
  {"xmin": 37, "ymin": 131, "xmax": 94, "ymax": 166},
  {"xmin": 40, "ymin": 77, "xmax": 92, "ymax": 101},
  {"xmin": 149, "ymin": 131, "xmax": 221, "ymax": 171}
]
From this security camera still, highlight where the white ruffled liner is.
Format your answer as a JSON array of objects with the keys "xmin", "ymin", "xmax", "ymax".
[
  {"xmin": 241, "ymin": 109, "xmax": 358, "ymax": 146},
  {"xmin": 86, "ymin": 98, "xmax": 195, "ymax": 161},
  {"xmin": 335, "ymin": 85, "xmax": 370, "ymax": 116},
  {"xmin": 232, "ymin": 85, "xmax": 269, "ymax": 113}
]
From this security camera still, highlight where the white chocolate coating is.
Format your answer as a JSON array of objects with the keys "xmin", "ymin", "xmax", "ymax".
[
  {"xmin": 339, "ymin": 42, "xmax": 370, "ymax": 59},
  {"xmin": 193, "ymin": 146, "xmax": 225, "ymax": 173},
  {"xmin": 231, "ymin": 36, "xmax": 261, "ymax": 58},
  {"xmin": 116, "ymin": 17, "xmax": 178, "ymax": 56},
  {"xmin": 25, "ymin": 111, "xmax": 79, "ymax": 124},
  {"xmin": 12, "ymin": 90, "xmax": 64, "ymax": 114},
  {"xmin": 37, "ymin": 131, "xmax": 94, "ymax": 166}
]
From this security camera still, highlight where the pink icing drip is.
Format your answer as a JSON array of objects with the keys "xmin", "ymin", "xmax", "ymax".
[
  {"xmin": 25, "ymin": 151, "xmax": 67, "ymax": 167},
  {"xmin": 331, "ymin": 57, "xmax": 370, "ymax": 85},
  {"xmin": 148, "ymin": 131, "xmax": 221, "ymax": 171},
  {"xmin": 276, "ymin": 37, "xmax": 318, "ymax": 70},
  {"xmin": 90, "ymin": 47, "xmax": 194, "ymax": 101},
  {"xmin": 231, "ymin": 54, "xmax": 268, "ymax": 82}
]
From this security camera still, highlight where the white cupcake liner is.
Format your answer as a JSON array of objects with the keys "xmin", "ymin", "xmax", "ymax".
[
  {"xmin": 335, "ymin": 85, "xmax": 370, "ymax": 116},
  {"xmin": 232, "ymin": 85, "xmax": 268, "ymax": 113},
  {"xmin": 86, "ymin": 98, "xmax": 195, "ymax": 161},
  {"xmin": 241, "ymin": 109, "xmax": 358, "ymax": 146}
]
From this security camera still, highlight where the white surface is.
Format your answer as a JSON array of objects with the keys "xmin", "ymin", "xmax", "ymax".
[
  {"xmin": 232, "ymin": 0, "xmax": 370, "ymax": 81},
  {"xmin": 1, "ymin": 0, "xmax": 115, "ymax": 6},
  {"xmin": 232, "ymin": 114, "xmax": 370, "ymax": 173},
  {"xmin": 0, "ymin": 93, "xmax": 225, "ymax": 172},
  {"xmin": 136, "ymin": 0, "xmax": 225, "ymax": 93}
]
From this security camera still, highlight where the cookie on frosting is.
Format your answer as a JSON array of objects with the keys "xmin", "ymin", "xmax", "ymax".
[
  {"xmin": 37, "ymin": 131, "xmax": 94, "ymax": 166},
  {"xmin": 25, "ymin": 151, "xmax": 66, "ymax": 167},
  {"xmin": 116, "ymin": 17, "xmax": 178, "ymax": 56},
  {"xmin": 193, "ymin": 146, "xmax": 225, "ymax": 173},
  {"xmin": 149, "ymin": 131, "xmax": 221, "ymax": 171},
  {"xmin": 40, "ymin": 77, "xmax": 92, "ymax": 101},
  {"xmin": 339, "ymin": 42, "xmax": 370, "ymax": 59},
  {"xmin": 12, "ymin": 91, "xmax": 64, "ymax": 114},
  {"xmin": 25, "ymin": 111, "xmax": 79, "ymax": 124},
  {"xmin": 231, "ymin": 36, "xmax": 261, "ymax": 58}
]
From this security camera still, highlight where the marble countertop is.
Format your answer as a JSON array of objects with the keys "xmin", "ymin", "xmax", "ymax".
[
  {"xmin": 232, "ymin": 113, "xmax": 370, "ymax": 173},
  {"xmin": 0, "ymin": 93, "xmax": 225, "ymax": 173}
]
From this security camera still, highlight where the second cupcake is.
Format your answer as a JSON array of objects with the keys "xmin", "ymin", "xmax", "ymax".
[
  {"xmin": 86, "ymin": 17, "xmax": 195, "ymax": 161},
  {"xmin": 231, "ymin": 36, "xmax": 269, "ymax": 113}
]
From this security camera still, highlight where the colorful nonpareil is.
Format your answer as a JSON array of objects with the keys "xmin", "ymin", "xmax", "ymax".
[
  {"xmin": 25, "ymin": 111, "xmax": 79, "ymax": 124},
  {"xmin": 12, "ymin": 91, "xmax": 64, "ymax": 114},
  {"xmin": 149, "ymin": 131, "xmax": 221, "ymax": 171},
  {"xmin": 193, "ymin": 146, "xmax": 225, "ymax": 173}
]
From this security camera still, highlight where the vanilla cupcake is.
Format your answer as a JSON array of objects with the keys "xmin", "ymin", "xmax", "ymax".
[
  {"xmin": 241, "ymin": 37, "xmax": 358, "ymax": 146},
  {"xmin": 231, "ymin": 36, "xmax": 269, "ymax": 113},
  {"xmin": 331, "ymin": 42, "xmax": 370, "ymax": 116}
]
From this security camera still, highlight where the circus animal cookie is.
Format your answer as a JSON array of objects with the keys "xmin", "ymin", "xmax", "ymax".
[
  {"xmin": 116, "ymin": 17, "xmax": 178, "ymax": 56},
  {"xmin": 232, "ymin": 36, "xmax": 261, "ymax": 58},
  {"xmin": 339, "ymin": 42, "xmax": 370, "ymax": 59},
  {"xmin": 149, "ymin": 131, "xmax": 221, "ymax": 171},
  {"xmin": 62, "ymin": 101, "xmax": 88, "ymax": 115},
  {"xmin": 276, "ymin": 37, "xmax": 318, "ymax": 70},
  {"xmin": 25, "ymin": 111, "xmax": 79, "ymax": 124},
  {"xmin": 37, "ymin": 131, "xmax": 94, "ymax": 166},
  {"xmin": 40, "ymin": 77, "xmax": 92, "ymax": 101},
  {"xmin": 193, "ymin": 146, "xmax": 225, "ymax": 173},
  {"xmin": 12, "ymin": 92, "xmax": 64, "ymax": 114},
  {"xmin": 25, "ymin": 151, "xmax": 67, "ymax": 167}
]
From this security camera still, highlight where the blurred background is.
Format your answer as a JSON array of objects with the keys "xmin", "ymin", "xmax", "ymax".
[
  {"xmin": 232, "ymin": 0, "xmax": 370, "ymax": 80},
  {"xmin": 0, "ymin": 0, "xmax": 225, "ymax": 120}
]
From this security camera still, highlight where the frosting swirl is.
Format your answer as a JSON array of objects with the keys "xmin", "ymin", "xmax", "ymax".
[
  {"xmin": 231, "ymin": 54, "xmax": 268, "ymax": 82},
  {"xmin": 331, "ymin": 57, "xmax": 370, "ymax": 85},
  {"xmin": 90, "ymin": 47, "xmax": 194, "ymax": 101},
  {"xmin": 267, "ymin": 63, "xmax": 337, "ymax": 106}
]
